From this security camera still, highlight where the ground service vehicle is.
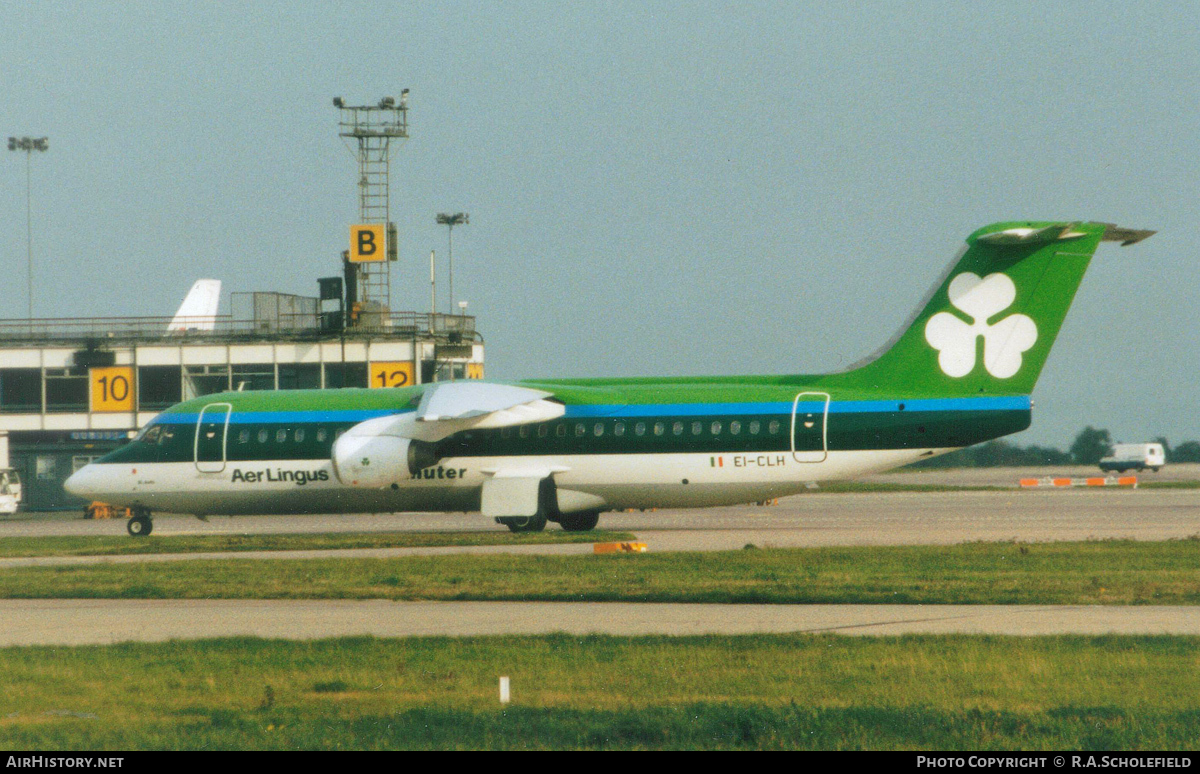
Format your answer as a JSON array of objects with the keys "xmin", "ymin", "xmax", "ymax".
[{"xmin": 1099, "ymin": 443, "xmax": 1166, "ymax": 473}]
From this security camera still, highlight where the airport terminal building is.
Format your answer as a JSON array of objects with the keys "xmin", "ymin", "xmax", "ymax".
[
  {"xmin": 3, "ymin": 95, "xmax": 479, "ymax": 510},
  {"xmin": 0, "ymin": 292, "xmax": 482, "ymax": 510}
]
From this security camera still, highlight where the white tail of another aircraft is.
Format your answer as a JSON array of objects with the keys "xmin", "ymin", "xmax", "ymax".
[{"xmin": 166, "ymin": 279, "xmax": 221, "ymax": 333}]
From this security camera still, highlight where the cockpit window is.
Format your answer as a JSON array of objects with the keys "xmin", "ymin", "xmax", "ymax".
[{"xmin": 141, "ymin": 426, "xmax": 162, "ymax": 445}]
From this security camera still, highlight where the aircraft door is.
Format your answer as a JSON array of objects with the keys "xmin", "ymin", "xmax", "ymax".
[
  {"xmin": 194, "ymin": 402, "xmax": 232, "ymax": 473},
  {"xmin": 791, "ymin": 392, "xmax": 830, "ymax": 463}
]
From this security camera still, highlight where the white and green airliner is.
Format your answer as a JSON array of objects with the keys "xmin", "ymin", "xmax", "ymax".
[{"xmin": 66, "ymin": 221, "xmax": 1153, "ymax": 536}]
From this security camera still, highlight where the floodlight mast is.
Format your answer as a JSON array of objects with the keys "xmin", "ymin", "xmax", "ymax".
[
  {"xmin": 436, "ymin": 212, "xmax": 468, "ymax": 314},
  {"xmin": 334, "ymin": 93, "xmax": 409, "ymax": 313},
  {"xmin": 7, "ymin": 136, "xmax": 49, "ymax": 321}
]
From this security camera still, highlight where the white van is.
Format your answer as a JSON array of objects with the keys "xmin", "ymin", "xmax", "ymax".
[
  {"xmin": 0, "ymin": 468, "xmax": 21, "ymax": 514},
  {"xmin": 1099, "ymin": 443, "xmax": 1166, "ymax": 473}
]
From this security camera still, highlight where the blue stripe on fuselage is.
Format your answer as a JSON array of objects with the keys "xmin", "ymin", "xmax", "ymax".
[
  {"xmin": 150, "ymin": 396, "xmax": 1030, "ymax": 426},
  {"xmin": 564, "ymin": 396, "xmax": 1030, "ymax": 417}
]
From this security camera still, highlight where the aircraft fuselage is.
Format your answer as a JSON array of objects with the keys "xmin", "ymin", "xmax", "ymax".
[{"xmin": 65, "ymin": 385, "xmax": 1029, "ymax": 516}]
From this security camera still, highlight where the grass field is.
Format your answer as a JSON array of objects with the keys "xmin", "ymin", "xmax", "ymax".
[
  {"xmin": 0, "ymin": 530, "xmax": 635, "ymax": 559},
  {"xmin": 2, "ymin": 539, "xmax": 1200, "ymax": 604},
  {"xmin": 1140, "ymin": 480, "xmax": 1200, "ymax": 489},
  {"xmin": 2, "ymin": 634, "xmax": 1199, "ymax": 750}
]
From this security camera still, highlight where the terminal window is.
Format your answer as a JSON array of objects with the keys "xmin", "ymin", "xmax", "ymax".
[
  {"xmin": 72, "ymin": 455, "xmax": 101, "ymax": 472},
  {"xmin": 433, "ymin": 362, "xmax": 467, "ymax": 381},
  {"xmin": 278, "ymin": 364, "xmax": 321, "ymax": 390},
  {"xmin": 232, "ymin": 364, "xmax": 276, "ymax": 391},
  {"xmin": 183, "ymin": 365, "xmax": 230, "ymax": 399},
  {"xmin": 45, "ymin": 368, "xmax": 88, "ymax": 413},
  {"xmin": 36, "ymin": 456, "xmax": 57, "ymax": 480},
  {"xmin": 324, "ymin": 363, "xmax": 367, "ymax": 389},
  {"xmin": 138, "ymin": 366, "xmax": 182, "ymax": 411},
  {"xmin": 0, "ymin": 368, "xmax": 41, "ymax": 413}
]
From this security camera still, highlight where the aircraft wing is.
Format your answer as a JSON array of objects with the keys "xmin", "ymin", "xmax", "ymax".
[
  {"xmin": 351, "ymin": 382, "xmax": 567, "ymax": 443},
  {"xmin": 415, "ymin": 381, "xmax": 560, "ymax": 423}
]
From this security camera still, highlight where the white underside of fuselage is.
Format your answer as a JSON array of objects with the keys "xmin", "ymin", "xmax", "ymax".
[{"xmin": 75, "ymin": 447, "xmax": 958, "ymax": 517}]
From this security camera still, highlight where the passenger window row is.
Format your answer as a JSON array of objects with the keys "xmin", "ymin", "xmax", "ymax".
[
  {"xmin": 235, "ymin": 427, "xmax": 348, "ymax": 445},
  {"xmin": 499, "ymin": 419, "xmax": 782, "ymax": 440}
]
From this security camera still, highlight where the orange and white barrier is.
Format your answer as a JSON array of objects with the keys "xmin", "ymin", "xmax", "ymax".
[
  {"xmin": 1019, "ymin": 476, "xmax": 1138, "ymax": 489},
  {"xmin": 594, "ymin": 541, "xmax": 648, "ymax": 554}
]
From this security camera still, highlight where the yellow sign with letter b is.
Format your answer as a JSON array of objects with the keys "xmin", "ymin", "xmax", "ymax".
[{"xmin": 349, "ymin": 224, "xmax": 387, "ymax": 263}]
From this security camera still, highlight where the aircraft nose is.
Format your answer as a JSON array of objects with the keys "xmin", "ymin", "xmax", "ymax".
[{"xmin": 64, "ymin": 464, "xmax": 103, "ymax": 499}]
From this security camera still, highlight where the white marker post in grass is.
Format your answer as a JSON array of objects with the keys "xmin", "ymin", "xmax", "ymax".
[{"xmin": 499, "ymin": 676, "xmax": 511, "ymax": 704}]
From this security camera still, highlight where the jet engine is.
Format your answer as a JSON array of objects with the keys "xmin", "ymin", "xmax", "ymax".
[
  {"xmin": 330, "ymin": 383, "xmax": 565, "ymax": 489},
  {"xmin": 332, "ymin": 421, "xmax": 439, "ymax": 487}
]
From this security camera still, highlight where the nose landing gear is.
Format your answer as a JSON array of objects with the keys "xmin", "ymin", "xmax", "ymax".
[{"xmin": 127, "ymin": 509, "xmax": 153, "ymax": 537}]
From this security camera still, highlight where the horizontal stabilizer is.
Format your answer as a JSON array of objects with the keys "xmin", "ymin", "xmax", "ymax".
[
  {"xmin": 975, "ymin": 223, "xmax": 1156, "ymax": 248},
  {"xmin": 975, "ymin": 224, "xmax": 1086, "ymax": 246},
  {"xmin": 1099, "ymin": 224, "xmax": 1156, "ymax": 246}
]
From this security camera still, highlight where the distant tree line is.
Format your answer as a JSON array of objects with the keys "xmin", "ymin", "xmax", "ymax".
[{"xmin": 912, "ymin": 426, "xmax": 1200, "ymax": 468}]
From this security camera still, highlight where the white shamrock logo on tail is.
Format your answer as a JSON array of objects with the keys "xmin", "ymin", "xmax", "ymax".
[{"xmin": 924, "ymin": 273, "xmax": 1037, "ymax": 378}]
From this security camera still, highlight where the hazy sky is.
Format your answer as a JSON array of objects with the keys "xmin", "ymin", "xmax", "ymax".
[{"xmin": 2, "ymin": 2, "xmax": 1197, "ymax": 447}]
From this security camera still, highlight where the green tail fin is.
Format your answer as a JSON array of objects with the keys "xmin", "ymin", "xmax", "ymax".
[{"xmin": 840, "ymin": 221, "xmax": 1153, "ymax": 396}]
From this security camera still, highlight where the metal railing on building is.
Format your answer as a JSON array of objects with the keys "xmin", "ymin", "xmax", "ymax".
[{"xmin": 0, "ymin": 311, "xmax": 478, "ymax": 346}]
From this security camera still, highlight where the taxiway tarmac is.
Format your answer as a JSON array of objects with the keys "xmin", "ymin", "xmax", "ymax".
[
  {"xmin": 2, "ymin": 488, "xmax": 1198, "ymax": 555},
  {"xmin": 4, "ymin": 600, "xmax": 1200, "ymax": 646}
]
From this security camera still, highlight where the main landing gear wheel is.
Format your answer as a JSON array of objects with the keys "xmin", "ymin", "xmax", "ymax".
[
  {"xmin": 557, "ymin": 511, "xmax": 600, "ymax": 532},
  {"xmin": 498, "ymin": 511, "xmax": 547, "ymax": 533},
  {"xmin": 127, "ymin": 512, "xmax": 153, "ymax": 537},
  {"xmin": 497, "ymin": 477, "xmax": 555, "ymax": 533}
]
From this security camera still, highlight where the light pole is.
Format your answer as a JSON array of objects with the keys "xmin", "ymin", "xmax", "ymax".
[
  {"xmin": 436, "ymin": 212, "xmax": 468, "ymax": 314},
  {"xmin": 8, "ymin": 136, "xmax": 48, "ymax": 321}
]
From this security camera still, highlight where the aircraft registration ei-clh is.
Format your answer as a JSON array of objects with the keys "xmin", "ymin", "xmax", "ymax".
[{"xmin": 66, "ymin": 221, "xmax": 1153, "ymax": 536}]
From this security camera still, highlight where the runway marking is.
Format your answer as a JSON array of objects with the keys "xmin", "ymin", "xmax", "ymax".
[{"xmin": 792, "ymin": 605, "xmax": 1075, "ymax": 634}]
